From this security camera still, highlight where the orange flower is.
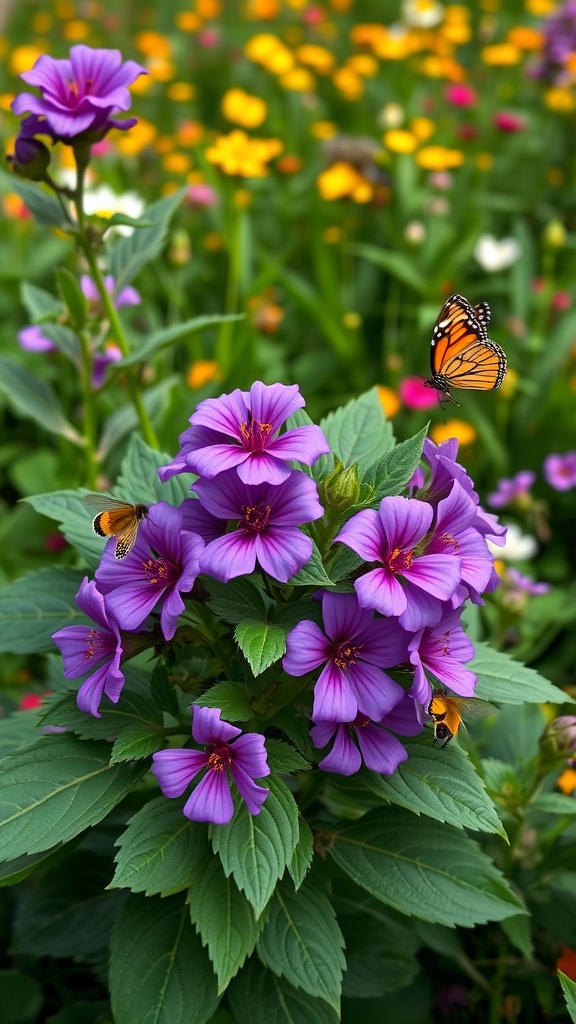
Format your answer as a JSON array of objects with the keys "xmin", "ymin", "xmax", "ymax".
[
  {"xmin": 276, "ymin": 154, "xmax": 302, "ymax": 173},
  {"xmin": 377, "ymin": 386, "xmax": 401, "ymax": 418},
  {"xmin": 167, "ymin": 83, "xmax": 196, "ymax": 102},
  {"xmin": 507, "ymin": 26, "xmax": 543, "ymax": 50},
  {"xmin": 411, "ymin": 116, "xmax": 435, "ymax": 141},
  {"xmin": 332, "ymin": 66, "xmax": 364, "ymax": 100},
  {"xmin": 481, "ymin": 43, "xmax": 522, "ymax": 66},
  {"xmin": 557, "ymin": 769, "xmax": 576, "ymax": 797},
  {"xmin": 135, "ymin": 31, "xmax": 172, "ymax": 60},
  {"xmin": 187, "ymin": 359, "xmax": 221, "ymax": 389},
  {"xmin": 175, "ymin": 12, "xmax": 201, "ymax": 31},
  {"xmin": 222, "ymin": 88, "xmax": 267, "ymax": 128},
  {"xmin": 295, "ymin": 44, "xmax": 335, "ymax": 73},
  {"xmin": 205, "ymin": 130, "xmax": 283, "ymax": 177},
  {"xmin": 244, "ymin": 0, "xmax": 281, "ymax": 17},
  {"xmin": 177, "ymin": 121, "xmax": 204, "ymax": 147},
  {"xmin": 116, "ymin": 118, "xmax": 157, "ymax": 156},
  {"xmin": 430, "ymin": 420, "xmax": 476, "ymax": 446}
]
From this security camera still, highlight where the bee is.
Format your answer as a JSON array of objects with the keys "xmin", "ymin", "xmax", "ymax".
[
  {"xmin": 82, "ymin": 494, "xmax": 149, "ymax": 559},
  {"xmin": 427, "ymin": 689, "xmax": 495, "ymax": 748}
]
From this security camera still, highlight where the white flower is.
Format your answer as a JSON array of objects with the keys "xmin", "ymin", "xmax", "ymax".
[
  {"xmin": 402, "ymin": 0, "xmax": 444, "ymax": 28},
  {"xmin": 487, "ymin": 523, "xmax": 538, "ymax": 561},
  {"xmin": 81, "ymin": 185, "xmax": 145, "ymax": 236},
  {"xmin": 473, "ymin": 235, "xmax": 521, "ymax": 272}
]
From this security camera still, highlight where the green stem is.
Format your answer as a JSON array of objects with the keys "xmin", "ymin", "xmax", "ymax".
[
  {"xmin": 78, "ymin": 328, "xmax": 99, "ymax": 488},
  {"xmin": 216, "ymin": 195, "xmax": 243, "ymax": 376}
]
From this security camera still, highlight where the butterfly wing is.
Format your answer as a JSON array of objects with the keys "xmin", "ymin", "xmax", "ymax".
[
  {"xmin": 427, "ymin": 294, "xmax": 506, "ymax": 394},
  {"xmin": 82, "ymin": 494, "xmax": 134, "ymax": 515},
  {"xmin": 114, "ymin": 519, "xmax": 141, "ymax": 558}
]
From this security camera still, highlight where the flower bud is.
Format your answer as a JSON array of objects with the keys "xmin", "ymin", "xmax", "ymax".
[
  {"xmin": 543, "ymin": 219, "xmax": 566, "ymax": 249},
  {"xmin": 540, "ymin": 716, "xmax": 576, "ymax": 765},
  {"xmin": 8, "ymin": 135, "xmax": 51, "ymax": 181},
  {"xmin": 319, "ymin": 460, "xmax": 360, "ymax": 514}
]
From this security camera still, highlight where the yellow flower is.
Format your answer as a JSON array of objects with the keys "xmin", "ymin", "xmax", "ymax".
[
  {"xmin": 222, "ymin": 88, "xmax": 268, "ymax": 128},
  {"xmin": 481, "ymin": 43, "xmax": 522, "ymax": 66},
  {"xmin": 63, "ymin": 20, "xmax": 90, "ymax": 40},
  {"xmin": 244, "ymin": 0, "xmax": 281, "ymax": 17},
  {"xmin": 245, "ymin": 34, "xmax": 294, "ymax": 74},
  {"xmin": 187, "ymin": 359, "xmax": 220, "ymax": 388},
  {"xmin": 377, "ymin": 386, "xmax": 401, "ymax": 418},
  {"xmin": 295, "ymin": 44, "xmax": 335, "ymax": 73},
  {"xmin": 332, "ymin": 67, "xmax": 364, "ymax": 100},
  {"xmin": 557, "ymin": 768, "xmax": 576, "ymax": 796},
  {"xmin": 130, "ymin": 74, "xmax": 153, "ymax": 95},
  {"xmin": 55, "ymin": 0, "xmax": 75, "ymax": 17},
  {"xmin": 280, "ymin": 67, "xmax": 316, "ymax": 91},
  {"xmin": 167, "ymin": 82, "xmax": 196, "ymax": 102},
  {"xmin": 507, "ymin": 26, "xmax": 543, "ymax": 50},
  {"xmin": 163, "ymin": 153, "xmax": 191, "ymax": 175},
  {"xmin": 384, "ymin": 129, "xmax": 418, "ymax": 154},
  {"xmin": 234, "ymin": 189, "xmax": 252, "ymax": 208},
  {"xmin": 196, "ymin": 0, "xmax": 220, "ymax": 16},
  {"xmin": 311, "ymin": 120, "xmax": 338, "ymax": 139},
  {"xmin": 147, "ymin": 58, "xmax": 176, "ymax": 83},
  {"xmin": 545, "ymin": 88, "xmax": 576, "ymax": 112},
  {"xmin": 525, "ymin": 0, "xmax": 555, "ymax": 13},
  {"xmin": 420, "ymin": 55, "xmax": 466, "ymax": 80},
  {"xmin": 116, "ymin": 118, "xmax": 157, "ymax": 156},
  {"xmin": 175, "ymin": 12, "xmax": 201, "ymax": 31},
  {"xmin": 9, "ymin": 45, "xmax": 44, "ymax": 75},
  {"xmin": 416, "ymin": 146, "xmax": 464, "ymax": 170},
  {"xmin": 0, "ymin": 93, "xmax": 14, "ymax": 111},
  {"xmin": 317, "ymin": 162, "xmax": 373, "ymax": 203},
  {"xmin": 373, "ymin": 29, "xmax": 418, "ymax": 60},
  {"xmin": 205, "ymin": 130, "xmax": 283, "ymax": 177},
  {"xmin": 411, "ymin": 116, "xmax": 435, "ymax": 141},
  {"xmin": 441, "ymin": 21, "xmax": 472, "ymax": 44},
  {"xmin": 135, "ymin": 31, "xmax": 172, "ymax": 60},
  {"xmin": 346, "ymin": 54, "xmax": 379, "ymax": 77},
  {"xmin": 432, "ymin": 420, "xmax": 477, "ymax": 447},
  {"xmin": 350, "ymin": 24, "xmax": 388, "ymax": 50}
]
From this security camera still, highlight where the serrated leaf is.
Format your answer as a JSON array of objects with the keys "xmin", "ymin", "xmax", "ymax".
[
  {"xmin": 0, "ymin": 846, "xmax": 64, "ymax": 888},
  {"xmin": 111, "ymin": 723, "xmax": 163, "ymax": 763},
  {"xmin": 559, "ymin": 971, "xmax": 576, "ymax": 1023},
  {"xmin": 20, "ymin": 281, "xmax": 63, "ymax": 323},
  {"xmin": 361, "ymin": 427, "xmax": 427, "ymax": 503},
  {"xmin": 228, "ymin": 960, "xmax": 339, "ymax": 1024},
  {"xmin": 112, "ymin": 798, "xmax": 209, "ymax": 897},
  {"xmin": 473, "ymin": 642, "xmax": 567, "ymax": 704},
  {"xmin": 330, "ymin": 808, "xmax": 526, "ymax": 927},
  {"xmin": 188, "ymin": 842, "xmax": 262, "ymax": 993},
  {"xmin": 257, "ymin": 878, "xmax": 345, "ymax": 1012},
  {"xmin": 1, "ymin": 172, "xmax": 70, "ymax": 227},
  {"xmin": 0, "ymin": 356, "xmax": 82, "ymax": 444},
  {"xmin": 288, "ymin": 542, "xmax": 333, "ymax": 587},
  {"xmin": 118, "ymin": 314, "xmax": 244, "ymax": 368},
  {"xmin": 265, "ymin": 739, "xmax": 310, "ymax": 775},
  {"xmin": 211, "ymin": 775, "xmax": 299, "ymax": 917},
  {"xmin": 363, "ymin": 733, "xmax": 506, "ymax": 836},
  {"xmin": 39, "ymin": 689, "xmax": 161, "ymax": 742},
  {"xmin": 205, "ymin": 576, "xmax": 268, "ymax": 625},
  {"xmin": 0, "ymin": 567, "xmax": 85, "ymax": 654},
  {"xmin": 110, "ymin": 893, "xmax": 219, "ymax": 1024},
  {"xmin": 194, "ymin": 682, "xmax": 252, "ymax": 722},
  {"xmin": 319, "ymin": 389, "xmax": 394, "ymax": 475},
  {"xmin": 0, "ymin": 735, "xmax": 146, "ymax": 861},
  {"xmin": 109, "ymin": 190, "xmax": 186, "ymax": 291},
  {"xmin": 235, "ymin": 619, "xmax": 286, "ymax": 676},
  {"xmin": 288, "ymin": 817, "xmax": 314, "ymax": 890}
]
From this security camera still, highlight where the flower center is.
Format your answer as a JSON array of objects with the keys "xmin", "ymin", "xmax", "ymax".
[
  {"xmin": 240, "ymin": 503, "xmax": 271, "ymax": 532},
  {"xmin": 353, "ymin": 713, "xmax": 371, "ymax": 729},
  {"xmin": 206, "ymin": 743, "xmax": 233, "ymax": 772},
  {"xmin": 387, "ymin": 546, "xmax": 414, "ymax": 573},
  {"xmin": 440, "ymin": 531, "xmax": 459, "ymax": 552},
  {"xmin": 330, "ymin": 640, "xmax": 363, "ymax": 670},
  {"xmin": 239, "ymin": 412, "xmax": 273, "ymax": 453},
  {"xmin": 142, "ymin": 557, "xmax": 170, "ymax": 585},
  {"xmin": 85, "ymin": 629, "xmax": 108, "ymax": 660}
]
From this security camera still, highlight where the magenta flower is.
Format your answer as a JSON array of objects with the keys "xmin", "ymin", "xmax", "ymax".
[
  {"xmin": 407, "ymin": 605, "xmax": 476, "ymax": 707},
  {"xmin": 445, "ymin": 83, "xmax": 477, "ymax": 107},
  {"xmin": 52, "ymin": 577, "xmax": 124, "ymax": 717},
  {"xmin": 543, "ymin": 451, "xmax": 576, "ymax": 491},
  {"xmin": 282, "ymin": 591, "xmax": 406, "ymax": 723},
  {"xmin": 335, "ymin": 496, "xmax": 461, "ymax": 631},
  {"xmin": 195, "ymin": 469, "xmax": 323, "ymax": 583},
  {"xmin": 399, "ymin": 376, "xmax": 440, "ymax": 411},
  {"xmin": 11, "ymin": 45, "xmax": 146, "ymax": 141},
  {"xmin": 310, "ymin": 696, "xmax": 423, "ymax": 776},
  {"xmin": 488, "ymin": 470, "xmax": 535, "ymax": 508},
  {"xmin": 95, "ymin": 502, "xmax": 204, "ymax": 640},
  {"xmin": 151, "ymin": 706, "xmax": 270, "ymax": 825},
  {"xmin": 159, "ymin": 381, "xmax": 330, "ymax": 486},
  {"xmin": 18, "ymin": 324, "xmax": 56, "ymax": 353},
  {"xmin": 493, "ymin": 112, "xmax": 525, "ymax": 133},
  {"xmin": 80, "ymin": 274, "xmax": 141, "ymax": 310}
]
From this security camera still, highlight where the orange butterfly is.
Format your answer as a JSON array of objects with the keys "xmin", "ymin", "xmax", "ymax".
[
  {"xmin": 83, "ymin": 494, "xmax": 149, "ymax": 559},
  {"xmin": 423, "ymin": 294, "xmax": 507, "ymax": 405}
]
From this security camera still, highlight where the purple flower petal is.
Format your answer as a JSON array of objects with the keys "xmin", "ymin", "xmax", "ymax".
[
  {"xmin": 335, "ymin": 508, "xmax": 382, "ymax": 562},
  {"xmin": 354, "ymin": 567, "xmax": 407, "ymax": 618},
  {"xmin": 346, "ymin": 662, "xmax": 404, "ymax": 720},
  {"xmin": 229, "ymin": 763, "xmax": 269, "ymax": 815},
  {"xmin": 183, "ymin": 768, "xmax": 235, "ymax": 824},
  {"xmin": 283, "ymin": 620, "xmax": 330, "ymax": 675},
  {"xmin": 151, "ymin": 749, "xmax": 208, "ymax": 797},
  {"xmin": 192, "ymin": 706, "xmax": 241, "ymax": 745},
  {"xmin": 199, "ymin": 532, "xmax": 257, "ymax": 582},
  {"xmin": 355, "ymin": 723, "xmax": 408, "ymax": 774},
  {"xmin": 312, "ymin": 662, "xmax": 358, "ymax": 722}
]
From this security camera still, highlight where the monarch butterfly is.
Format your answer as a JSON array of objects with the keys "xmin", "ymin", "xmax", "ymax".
[
  {"xmin": 82, "ymin": 494, "xmax": 149, "ymax": 559},
  {"xmin": 423, "ymin": 294, "xmax": 507, "ymax": 405},
  {"xmin": 427, "ymin": 689, "xmax": 495, "ymax": 748}
]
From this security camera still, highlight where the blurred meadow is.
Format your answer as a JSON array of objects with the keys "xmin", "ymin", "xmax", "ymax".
[{"xmin": 1, "ymin": 0, "xmax": 576, "ymax": 1021}]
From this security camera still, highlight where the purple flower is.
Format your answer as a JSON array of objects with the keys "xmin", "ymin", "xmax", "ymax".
[
  {"xmin": 407, "ymin": 605, "xmax": 476, "ymax": 707},
  {"xmin": 195, "ymin": 469, "xmax": 324, "ymax": 583},
  {"xmin": 9, "ymin": 114, "xmax": 52, "ymax": 178},
  {"xmin": 159, "ymin": 381, "xmax": 330, "ymax": 486},
  {"xmin": 500, "ymin": 567, "xmax": 549, "ymax": 611},
  {"xmin": 52, "ymin": 577, "xmax": 124, "ymax": 717},
  {"xmin": 18, "ymin": 324, "xmax": 56, "ymax": 353},
  {"xmin": 335, "ymin": 496, "xmax": 461, "ymax": 631},
  {"xmin": 11, "ymin": 45, "xmax": 146, "ymax": 141},
  {"xmin": 91, "ymin": 343, "xmax": 122, "ymax": 388},
  {"xmin": 310, "ymin": 695, "xmax": 423, "ymax": 776},
  {"xmin": 95, "ymin": 502, "xmax": 204, "ymax": 640},
  {"xmin": 543, "ymin": 452, "xmax": 576, "ymax": 492},
  {"xmin": 425, "ymin": 481, "xmax": 495, "ymax": 605},
  {"xmin": 411, "ymin": 437, "xmax": 476, "ymax": 505},
  {"xmin": 282, "ymin": 591, "xmax": 407, "ymax": 723},
  {"xmin": 151, "ymin": 706, "xmax": 270, "ymax": 825},
  {"xmin": 530, "ymin": 1, "xmax": 576, "ymax": 85},
  {"xmin": 487, "ymin": 471, "xmax": 535, "ymax": 509},
  {"xmin": 80, "ymin": 274, "xmax": 141, "ymax": 310}
]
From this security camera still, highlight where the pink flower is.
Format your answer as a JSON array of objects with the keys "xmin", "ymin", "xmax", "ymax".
[
  {"xmin": 399, "ymin": 376, "xmax": 440, "ymax": 410},
  {"xmin": 493, "ymin": 112, "xmax": 525, "ymax": 132},
  {"xmin": 552, "ymin": 291, "xmax": 571, "ymax": 310},
  {"xmin": 445, "ymin": 83, "xmax": 477, "ymax": 107},
  {"xmin": 186, "ymin": 183, "xmax": 219, "ymax": 208}
]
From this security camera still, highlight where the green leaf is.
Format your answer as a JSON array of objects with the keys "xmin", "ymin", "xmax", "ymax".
[
  {"xmin": 361, "ymin": 427, "xmax": 427, "ymax": 503},
  {"xmin": 110, "ymin": 893, "xmax": 219, "ymax": 1024},
  {"xmin": 256, "ymin": 878, "xmax": 345, "ymax": 1013},
  {"xmin": 287, "ymin": 819, "xmax": 313, "ymax": 893},
  {"xmin": 26, "ymin": 489, "xmax": 115, "ymax": 567},
  {"xmin": 20, "ymin": 281, "xmax": 63, "ymax": 323},
  {"xmin": 55, "ymin": 268, "xmax": 87, "ymax": 330},
  {"xmin": 204, "ymin": 576, "xmax": 269, "ymax": 625},
  {"xmin": 288, "ymin": 541, "xmax": 334, "ymax": 587},
  {"xmin": 39, "ymin": 689, "xmax": 161, "ymax": 743},
  {"xmin": 265, "ymin": 738, "xmax": 310, "ymax": 775},
  {"xmin": 110, "ymin": 722, "xmax": 164, "ymax": 763},
  {"xmin": 473, "ymin": 642, "xmax": 567, "ymax": 704},
  {"xmin": 104, "ymin": 212, "xmax": 153, "ymax": 230},
  {"xmin": 559, "ymin": 971, "xmax": 576, "ymax": 1023},
  {"xmin": 110, "ymin": 189, "xmax": 186, "ymax": 291},
  {"xmin": 0, "ymin": 710, "xmax": 46, "ymax": 760},
  {"xmin": 38, "ymin": 322, "xmax": 80, "ymax": 360},
  {"xmin": 97, "ymin": 376, "xmax": 179, "ymax": 461},
  {"xmin": 188, "ymin": 842, "xmax": 262, "ymax": 993},
  {"xmin": 352, "ymin": 242, "xmax": 428, "ymax": 293},
  {"xmin": 235, "ymin": 619, "xmax": 286, "ymax": 676},
  {"xmin": 0, "ymin": 356, "xmax": 82, "ymax": 444},
  {"xmin": 330, "ymin": 808, "xmax": 525, "ymax": 927},
  {"xmin": 319, "ymin": 389, "xmax": 394, "ymax": 475},
  {"xmin": 501, "ymin": 914, "xmax": 534, "ymax": 957},
  {"xmin": 228, "ymin": 961, "xmax": 339, "ymax": 1024},
  {"xmin": 211, "ymin": 775, "xmax": 299, "ymax": 917},
  {"xmin": 0, "ymin": 735, "xmax": 146, "ymax": 861},
  {"xmin": 0, "ymin": 970, "xmax": 42, "ymax": 1024},
  {"xmin": 341, "ymin": 913, "xmax": 419, "ymax": 997},
  {"xmin": 113, "ymin": 798, "xmax": 209, "ymax": 897},
  {"xmin": 1, "ymin": 172, "xmax": 70, "ymax": 227},
  {"xmin": 530, "ymin": 793, "xmax": 576, "ymax": 817},
  {"xmin": 0, "ymin": 567, "xmax": 85, "ymax": 654},
  {"xmin": 0, "ymin": 847, "xmax": 65, "ymax": 888},
  {"xmin": 118, "ymin": 433, "xmax": 192, "ymax": 507},
  {"xmin": 118, "ymin": 314, "xmax": 245, "ymax": 368},
  {"xmin": 194, "ymin": 682, "xmax": 252, "ymax": 722},
  {"xmin": 362, "ymin": 733, "xmax": 506, "ymax": 836}
]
